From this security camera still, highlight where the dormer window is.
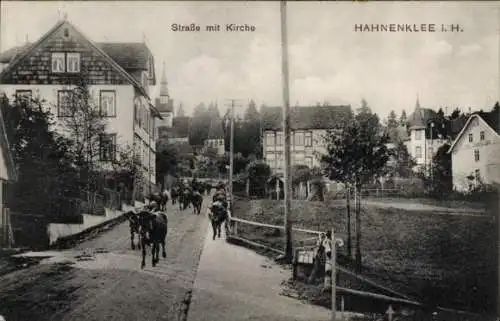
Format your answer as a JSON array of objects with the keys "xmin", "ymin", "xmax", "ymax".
[
  {"xmin": 63, "ymin": 28, "xmax": 70, "ymax": 38},
  {"xmin": 160, "ymin": 96, "xmax": 168, "ymax": 104}
]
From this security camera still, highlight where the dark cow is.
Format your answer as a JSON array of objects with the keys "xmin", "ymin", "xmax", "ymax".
[
  {"xmin": 179, "ymin": 187, "xmax": 192, "ymax": 211},
  {"xmin": 207, "ymin": 201, "xmax": 228, "ymax": 240},
  {"xmin": 191, "ymin": 191, "xmax": 203, "ymax": 215},
  {"xmin": 170, "ymin": 186, "xmax": 180, "ymax": 205},
  {"xmin": 125, "ymin": 210, "xmax": 141, "ymax": 250},
  {"xmin": 137, "ymin": 204, "xmax": 168, "ymax": 269}
]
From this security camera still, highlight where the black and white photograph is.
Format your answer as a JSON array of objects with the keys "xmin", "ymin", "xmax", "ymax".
[{"xmin": 0, "ymin": 1, "xmax": 498, "ymax": 320}]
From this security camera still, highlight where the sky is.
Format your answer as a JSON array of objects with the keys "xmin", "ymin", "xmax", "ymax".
[{"xmin": 1, "ymin": 1, "xmax": 499, "ymax": 118}]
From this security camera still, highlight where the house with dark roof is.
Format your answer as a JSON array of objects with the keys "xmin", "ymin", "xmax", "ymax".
[
  {"xmin": 261, "ymin": 105, "xmax": 352, "ymax": 173},
  {"xmin": 447, "ymin": 107, "xmax": 500, "ymax": 192},
  {"xmin": 405, "ymin": 98, "xmax": 449, "ymax": 173},
  {"xmin": 203, "ymin": 117, "xmax": 225, "ymax": 156},
  {"xmin": 0, "ymin": 16, "xmax": 161, "ymax": 191}
]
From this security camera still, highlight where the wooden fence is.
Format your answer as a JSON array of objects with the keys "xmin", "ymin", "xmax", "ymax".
[{"xmin": 224, "ymin": 193, "xmax": 491, "ymax": 321}]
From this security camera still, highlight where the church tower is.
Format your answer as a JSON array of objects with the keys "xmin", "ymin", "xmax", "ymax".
[{"xmin": 155, "ymin": 61, "xmax": 174, "ymax": 138}]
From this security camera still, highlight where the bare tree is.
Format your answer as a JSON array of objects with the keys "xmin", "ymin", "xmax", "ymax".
[{"xmin": 58, "ymin": 76, "xmax": 107, "ymax": 192}]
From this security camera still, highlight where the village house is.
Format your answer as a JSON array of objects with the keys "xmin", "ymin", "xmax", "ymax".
[
  {"xmin": 405, "ymin": 98, "xmax": 448, "ymax": 174},
  {"xmin": 261, "ymin": 105, "xmax": 352, "ymax": 173},
  {"xmin": 448, "ymin": 108, "xmax": 500, "ymax": 192},
  {"xmin": 0, "ymin": 16, "xmax": 161, "ymax": 193},
  {"xmin": 203, "ymin": 116, "xmax": 225, "ymax": 156},
  {"xmin": 0, "ymin": 106, "xmax": 17, "ymax": 247}
]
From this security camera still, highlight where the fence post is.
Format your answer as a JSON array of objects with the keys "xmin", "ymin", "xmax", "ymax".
[{"xmin": 331, "ymin": 227, "xmax": 336, "ymax": 321}]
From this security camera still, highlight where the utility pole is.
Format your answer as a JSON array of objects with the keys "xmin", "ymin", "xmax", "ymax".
[
  {"xmin": 280, "ymin": 0, "xmax": 293, "ymax": 263},
  {"xmin": 226, "ymin": 99, "xmax": 240, "ymax": 211}
]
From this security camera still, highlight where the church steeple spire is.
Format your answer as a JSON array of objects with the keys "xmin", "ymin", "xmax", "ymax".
[
  {"xmin": 415, "ymin": 93, "xmax": 421, "ymax": 110},
  {"xmin": 160, "ymin": 61, "xmax": 169, "ymax": 98}
]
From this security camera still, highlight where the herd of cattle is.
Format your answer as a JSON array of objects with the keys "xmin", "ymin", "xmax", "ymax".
[{"xmin": 124, "ymin": 180, "xmax": 230, "ymax": 269}]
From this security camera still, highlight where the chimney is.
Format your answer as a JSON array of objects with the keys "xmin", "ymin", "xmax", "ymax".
[{"xmin": 468, "ymin": 107, "xmax": 472, "ymax": 114}]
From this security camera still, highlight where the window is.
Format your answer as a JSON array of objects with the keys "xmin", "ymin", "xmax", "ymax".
[
  {"xmin": 305, "ymin": 156, "xmax": 313, "ymax": 168},
  {"xmin": 414, "ymin": 130, "xmax": 422, "ymax": 140},
  {"xmin": 57, "ymin": 90, "xmax": 74, "ymax": 117},
  {"xmin": 305, "ymin": 131, "xmax": 312, "ymax": 147},
  {"xmin": 99, "ymin": 90, "xmax": 116, "ymax": 117},
  {"xmin": 266, "ymin": 133, "xmax": 275, "ymax": 146},
  {"xmin": 480, "ymin": 131, "xmax": 485, "ymax": 141},
  {"xmin": 66, "ymin": 53, "xmax": 81, "ymax": 73},
  {"xmin": 15, "ymin": 90, "xmax": 32, "ymax": 103},
  {"xmin": 99, "ymin": 134, "xmax": 116, "ymax": 161},
  {"xmin": 160, "ymin": 96, "xmax": 169, "ymax": 104},
  {"xmin": 474, "ymin": 150, "xmax": 480, "ymax": 162},
  {"xmin": 294, "ymin": 132, "xmax": 304, "ymax": 146},
  {"xmin": 468, "ymin": 133, "xmax": 473, "ymax": 143},
  {"xmin": 276, "ymin": 132, "xmax": 283, "ymax": 146},
  {"xmin": 51, "ymin": 53, "xmax": 65, "ymax": 73},
  {"xmin": 415, "ymin": 146, "xmax": 422, "ymax": 159},
  {"xmin": 134, "ymin": 99, "xmax": 140, "ymax": 125}
]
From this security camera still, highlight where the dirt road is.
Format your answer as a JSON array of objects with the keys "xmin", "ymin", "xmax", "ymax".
[{"xmin": 0, "ymin": 199, "xmax": 210, "ymax": 321}]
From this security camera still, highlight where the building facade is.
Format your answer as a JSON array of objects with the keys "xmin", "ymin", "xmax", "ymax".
[
  {"xmin": 204, "ymin": 117, "xmax": 225, "ymax": 156},
  {"xmin": 405, "ymin": 98, "xmax": 448, "ymax": 174},
  {"xmin": 261, "ymin": 105, "xmax": 352, "ymax": 174},
  {"xmin": 448, "ymin": 110, "xmax": 500, "ymax": 192},
  {"xmin": 0, "ymin": 17, "xmax": 161, "ymax": 192}
]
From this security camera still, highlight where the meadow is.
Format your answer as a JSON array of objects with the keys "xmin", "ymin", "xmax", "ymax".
[{"xmin": 232, "ymin": 196, "xmax": 497, "ymax": 313}]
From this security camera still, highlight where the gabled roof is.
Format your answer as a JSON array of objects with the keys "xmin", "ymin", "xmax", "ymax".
[
  {"xmin": 207, "ymin": 117, "xmax": 224, "ymax": 139},
  {"xmin": 0, "ymin": 19, "xmax": 152, "ymax": 101},
  {"xmin": 261, "ymin": 105, "xmax": 352, "ymax": 130},
  {"xmin": 447, "ymin": 109, "xmax": 500, "ymax": 153},
  {"xmin": 0, "ymin": 103, "xmax": 17, "ymax": 181}
]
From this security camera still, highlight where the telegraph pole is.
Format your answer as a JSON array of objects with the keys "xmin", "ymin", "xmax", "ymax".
[
  {"xmin": 280, "ymin": 0, "xmax": 293, "ymax": 263},
  {"xmin": 226, "ymin": 99, "xmax": 240, "ymax": 211}
]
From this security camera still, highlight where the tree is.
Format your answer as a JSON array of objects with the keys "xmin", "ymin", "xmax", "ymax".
[
  {"xmin": 190, "ymin": 103, "xmax": 210, "ymax": 146},
  {"xmin": 240, "ymin": 99, "xmax": 262, "ymax": 157},
  {"xmin": 450, "ymin": 107, "xmax": 461, "ymax": 119},
  {"xmin": 246, "ymin": 161, "xmax": 271, "ymax": 197},
  {"xmin": 111, "ymin": 145, "xmax": 144, "ymax": 203},
  {"xmin": 387, "ymin": 110, "xmax": 398, "ymax": 128},
  {"xmin": 428, "ymin": 144, "xmax": 452, "ymax": 195},
  {"xmin": 155, "ymin": 144, "xmax": 179, "ymax": 188},
  {"xmin": 389, "ymin": 141, "xmax": 416, "ymax": 178},
  {"xmin": 321, "ymin": 99, "xmax": 390, "ymax": 271},
  {"xmin": 207, "ymin": 102, "xmax": 220, "ymax": 119},
  {"xmin": 399, "ymin": 110, "xmax": 407, "ymax": 126},
  {"xmin": 59, "ymin": 76, "xmax": 107, "ymax": 192},
  {"xmin": 1, "ymin": 93, "xmax": 80, "ymax": 218},
  {"xmin": 492, "ymin": 101, "xmax": 499, "ymax": 113},
  {"xmin": 177, "ymin": 102, "xmax": 185, "ymax": 117}
]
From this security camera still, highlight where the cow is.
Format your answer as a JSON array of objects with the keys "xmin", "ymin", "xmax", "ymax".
[
  {"xmin": 170, "ymin": 186, "xmax": 179, "ymax": 205},
  {"xmin": 179, "ymin": 187, "xmax": 192, "ymax": 211},
  {"xmin": 191, "ymin": 190, "xmax": 203, "ymax": 215},
  {"xmin": 160, "ymin": 190, "xmax": 170, "ymax": 211},
  {"xmin": 125, "ymin": 210, "xmax": 141, "ymax": 250},
  {"xmin": 137, "ymin": 202, "xmax": 168, "ymax": 269},
  {"xmin": 207, "ymin": 201, "xmax": 228, "ymax": 240}
]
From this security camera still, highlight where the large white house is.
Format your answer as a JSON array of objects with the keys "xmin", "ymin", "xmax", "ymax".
[
  {"xmin": 448, "ymin": 109, "xmax": 500, "ymax": 191},
  {"xmin": 261, "ymin": 105, "xmax": 352, "ymax": 173},
  {"xmin": 0, "ymin": 16, "xmax": 161, "ymax": 193}
]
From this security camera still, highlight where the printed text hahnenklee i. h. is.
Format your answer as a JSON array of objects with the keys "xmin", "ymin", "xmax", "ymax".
[{"xmin": 354, "ymin": 23, "xmax": 464, "ymax": 32}]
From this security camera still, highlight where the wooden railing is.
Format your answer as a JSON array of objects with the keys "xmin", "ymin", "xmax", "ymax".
[{"xmin": 224, "ymin": 193, "xmax": 490, "ymax": 321}]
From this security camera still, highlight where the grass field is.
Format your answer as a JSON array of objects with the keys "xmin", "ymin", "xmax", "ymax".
[{"xmin": 232, "ymin": 196, "xmax": 497, "ymax": 313}]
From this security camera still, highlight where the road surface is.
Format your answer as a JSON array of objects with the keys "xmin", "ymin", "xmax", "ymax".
[{"xmin": 0, "ymin": 199, "xmax": 210, "ymax": 321}]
